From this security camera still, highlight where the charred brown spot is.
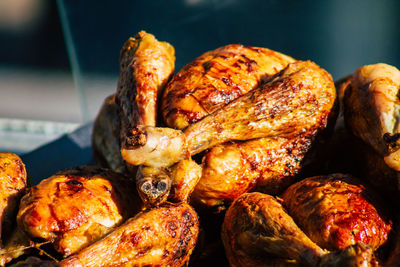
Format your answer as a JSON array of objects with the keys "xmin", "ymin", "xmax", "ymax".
[
  {"xmin": 244, "ymin": 46, "xmax": 262, "ymax": 53},
  {"xmin": 121, "ymin": 231, "xmax": 141, "ymax": 248},
  {"xmin": 240, "ymin": 54, "xmax": 258, "ymax": 72},
  {"xmin": 125, "ymin": 126, "xmax": 147, "ymax": 148},
  {"xmin": 221, "ymin": 76, "xmax": 232, "ymax": 86}
]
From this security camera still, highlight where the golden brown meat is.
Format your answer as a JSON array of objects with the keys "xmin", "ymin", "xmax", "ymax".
[
  {"xmin": 343, "ymin": 63, "xmax": 400, "ymax": 197},
  {"xmin": 116, "ymin": 30, "xmax": 175, "ymax": 134},
  {"xmin": 60, "ymin": 202, "xmax": 199, "ymax": 267},
  {"xmin": 16, "ymin": 166, "xmax": 141, "ymax": 257},
  {"xmin": 122, "ymin": 60, "xmax": 336, "ymax": 209},
  {"xmin": 0, "ymin": 153, "xmax": 27, "ymax": 245},
  {"xmin": 169, "ymin": 158, "xmax": 202, "ymax": 203},
  {"xmin": 222, "ymin": 192, "xmax": 327, "ymax": 267},
  {"xmin": 162, "ymin": 44, "xmax": 295, "ymax": 130},
  {"xmin": 344, "ymin": 63, "xmax": 400, "ymax": 170},
  {"xmin": 123, "ymin": 60, "xmax": 336, "ymax": 167},
  {"xmin": 192, "ymin": 131, "xmax": 316, "ymax": 207},
  {"xmin": 115, "ymin": 31, "xmax": 176, "ymax": 206},
  {"xmin": 281, "ymin": 174, "xmax": 391, "ymax": 251},
  {"xmin": 222, "ymin": 174, "xmax": 391, "ymax": 266}
]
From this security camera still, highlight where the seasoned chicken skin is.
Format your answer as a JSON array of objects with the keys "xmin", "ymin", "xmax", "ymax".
[
  {"xmin": 222, "ymin": 174, "xmax": 390, "ymax": 266},
  {"xmin": 0, "ymin": 153, "xmax": 27, "ymax": 245},
  {"xmin": 114, "ymin": 31, "xmax": 176, "ymax": 207},
  {"xmin": 60, "ymin": 202, "xmax": 199, "ymax": 267},
  {"xmin": 281, "ymin": 174, "xmax": 391, "ymax": 251},
  {"xmin": 162, "ymin": 44, "xmax": 295, "ymax": 129},
  {"xmin": 124, "ymin": 60, "xmax": 336, "ymax": 167},
  {"xmin": 122, "ymin": 60, "xmax": 336, "ymax": 208},
  {"xmin": 17, "ymin": 166, "xmax": 141, "ymax": 257},
  {"xmin": 116, "ymin": 30, "xmax": 175, "ymax": 133},
  {"xmin": 343, "ymin": 63, "xmax": 400, "ymax": 195}
]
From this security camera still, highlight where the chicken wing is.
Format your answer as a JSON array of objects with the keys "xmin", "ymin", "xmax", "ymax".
[
  {"xmin": 16, "ymin": 166, "xmax": 141, "ymax": 257},
  {"xmin": 60, "ymin": 202, "xmax": 199, "ymax": 267}
]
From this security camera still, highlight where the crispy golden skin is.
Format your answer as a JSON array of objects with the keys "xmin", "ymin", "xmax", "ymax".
[
  {"xmin": 116, "ymin": 30, "xmax": 175, "ymax": 134},
  {"xmin": 343, "ymin": 63, "xmax": 400, "ymax": 198},
  {"xmin": 222, "ymin": 192, "xmax": 327, "ymax": 267},
  {"xmin": 124, "ymin": 61, "xmax": 336, "ymax": 166},
  {"xmin": 344, "ymin": 63, "xmax": 400, "ymax": 170},
  {"xmin": 60, "ymin": 203, "xmax": 199, "ymax": 267},
  {"xmin": 115, "ymin": 31, "xmax": 176, "ymax": 207},
  {"xmin": 162, "ymin": 44, "xmax": 295, "ymax": 130},
  {"xmin": 121, "ymin": 61, "xmax": 336, "ymax": 209},
  {"xmin": 281, "ymin": 174, "xmax": 391, "ymax": 251},
  {"xmin": 222, "ymin": 174, "xmax": 389, "ymax": 266},
  {"xmin": 192, "ymin": 131, "xmax": 316, "ymax": 207},
  {"xmin": 17, "ymin": 166, "xmax": 141, "ymax": 257},
  {"xmin": 0, "ymin": 153, "xmax": 27, "ymax": 244}
]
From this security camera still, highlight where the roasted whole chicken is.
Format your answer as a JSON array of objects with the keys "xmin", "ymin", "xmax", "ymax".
[
  {"xmin": 221, "ymin": 174, "xmax": 392, "ymax": 266},
  {"xmin": 93, "ymin": 30, "xmax": 337, "ymax": 210}
]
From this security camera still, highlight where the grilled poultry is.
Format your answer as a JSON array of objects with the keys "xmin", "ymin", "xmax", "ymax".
[
  {"xmin": 0, "ymin": 153, "xmax": 27, "ymax": 245},
  {"xmin": 162, "ymin": 44, "xmax": 295, "ymax": 130},
  {"xmin": 14, "ymin": 166, "xmax": 141, "ymax": 258},
  {"xmin": 0, "ymin": 153, "xmax": 28, "ymax": 265},
  {"xmin": 113, "ymin": 31, "xmax": 176, "ymax": 207},
  {"xmin": 222, "ymin": 174, "xmax": 391, "ymax": 266},
  {"xmin": 122, "ymin": 59, "xmax": 336, "ymax": 208},
  {"xmin": 60, "ymin": 202, "xmax": 199, "ymax": 267},
  {"xmin": 343, "ymin": 63, "xmax": 400, "ymax": 196}
]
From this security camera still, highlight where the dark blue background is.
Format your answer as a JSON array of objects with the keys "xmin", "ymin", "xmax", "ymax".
[{"xmin": 60, "ymin": 0, "xmax": 400, "ymax": 80}]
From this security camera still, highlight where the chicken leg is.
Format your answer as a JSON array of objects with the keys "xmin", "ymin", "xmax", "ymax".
[{"xmin": 122, "ymin": 60, "xmax": 336, "ymax": 168}]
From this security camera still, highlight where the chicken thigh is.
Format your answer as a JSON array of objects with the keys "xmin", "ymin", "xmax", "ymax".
[{"xmin": 16, "ymin": 166, "xmax": 141, "ymax": 258}]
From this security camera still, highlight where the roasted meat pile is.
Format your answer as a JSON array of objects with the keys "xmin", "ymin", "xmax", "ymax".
[
  {"xmin": 94, "ymin": 31, "xmax": 337, "ymax": 210},
  {"xmin": 2, "ymin": 31, "xmax": 400, "ymax": 266}
]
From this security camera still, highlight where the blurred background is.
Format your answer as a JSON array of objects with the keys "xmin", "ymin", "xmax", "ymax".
[{"xmin": 1, "ymin": 0, "xmax": 400, "ymax": 154}]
